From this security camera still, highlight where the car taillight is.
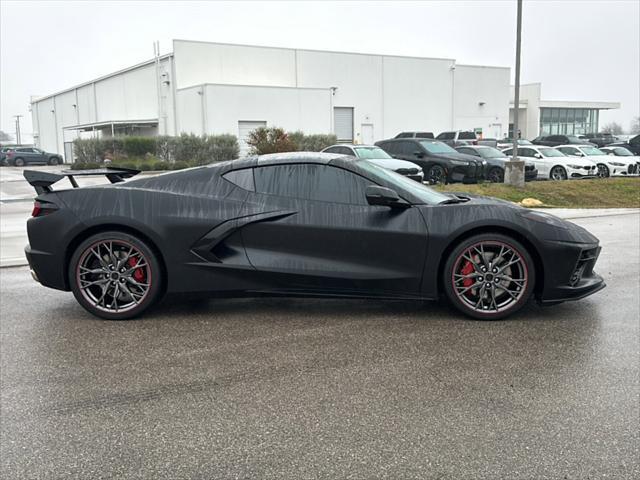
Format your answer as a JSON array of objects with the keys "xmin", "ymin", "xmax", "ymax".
[{"xmin": 31, "ymin": 201, "xmax": 58, "ymax": 217}]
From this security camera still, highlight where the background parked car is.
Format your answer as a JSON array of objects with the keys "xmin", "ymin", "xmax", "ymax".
[
  {"xmin": 502, "ymin": 145, "xmax": 596, "ymax": 180},
  {"xmin": 455, "ymin": 145, "xmax": 538, "ymax": 182},
  {"xmin": 3, "ymin": 147, "xmax": 63, "ymax": 166},
  {"xmin": 532, "ymin": 135, "xmax": 595, "ymax": 147},
  {"xmin": 394, "ymin": 132, "xmax": 434, "ymax": 139},
  {"xmin": 375, "ymin": 138, "xmax": 484, "ymax": 184},
  {"xmin": 321, "ymin": 144, "xmax": 424, "ymax": 182},
  {"xmin": 496, "ymin": 138, "xmax": 534, "ymax": 150},
  {"xmin": 436, "ymin": 130, "xmax": 478, "ymax": 147},
  {"xmin": 582, "ymin": 132, "xmax": 617, "ymax": 147},
  {"xmin": 556, "ymin": 144, "xmax": 638, "ymax": 177},
  {"xmin": 0, "ymin": 146, "xmax": 15, "ymax": 165},
  {"xmin": 606, "ymin": 134, "xmax": 640, "ymax": 156},
  {"xmin": 600, "ymin": 145, "xmax": 640, "ymax": 173}
]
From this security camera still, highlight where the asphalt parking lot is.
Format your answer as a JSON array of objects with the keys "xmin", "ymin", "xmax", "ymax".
[{"xmin": 1, "ymin": 210, "xmax": 638, "ymax": 479}]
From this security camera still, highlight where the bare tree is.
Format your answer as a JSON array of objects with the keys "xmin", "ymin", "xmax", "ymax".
[
  {"xmin": 0, "ymin": 130, "xmax": 13, "ymax": 142},
  {"xmin": 601, "ymin": 122, "xmax": 624, "ymax": 135},
  {"xmin": 630, "ymin": 116, "xmax": 640, "ymax": 135}
]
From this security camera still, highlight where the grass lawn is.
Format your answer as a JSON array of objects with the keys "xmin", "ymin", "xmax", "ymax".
[{"xmin": 435, "ymin": 177, "xmax": 640, "ymax": 208}]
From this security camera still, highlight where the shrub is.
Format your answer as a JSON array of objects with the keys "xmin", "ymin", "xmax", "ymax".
[
  {"xmin": 171, "ymin": 161, "xmax": 190, "ymax": 170},
  {"xmin": 70, "ymin": 162, "xmax": 101, "ymax": 170},
  {"xmin": 246, "ymin": 127, "xmax": 296, "ymax": 155},
  {"xmin": 288, "ymin": 131, "xmax": 337, "ymax": 151},
  {"xmin": 152, "ymin": 161, "xmax": 170, "ymax": 171},
  {"xmin": 123, "ymin": 137, "xmax": 155, "ymax": 157}
]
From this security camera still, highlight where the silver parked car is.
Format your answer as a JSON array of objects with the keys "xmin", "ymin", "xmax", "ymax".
[{"xmin": 321, "ymin": 144, "xmax": 424, "ymax": 182}]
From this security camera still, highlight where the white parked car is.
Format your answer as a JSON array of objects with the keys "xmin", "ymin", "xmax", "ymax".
[
  {"xmin": 502, "ymin": 145, "xmax": 597, "ymax": 180},
  {"xmin": 599, "ymin": 146, "xmax": 640, "ymax": 176},
  {"xmin": 555, "ymin": 144, "xmax": 638, "ymax": 177},
  {"xmin": 321, "ymin": 144, "xmax": 424, "ymax": 182}
]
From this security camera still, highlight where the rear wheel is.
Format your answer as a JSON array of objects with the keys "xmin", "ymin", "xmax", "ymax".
[
  {"xmin": 427, "ymin": 164, "xmax": 446, "ymax": 184},
  {"xmin": 69, "ymin": 231, "xmax": 162, "ymax": 320},
  {"xmin": 443, "ymin": 233, "xmax": 535, "ymax": 320},
  {"xmin": 14, "ymin": 157, "xmax": 25, "ymax": 167},
  {"xmin": 596, "ymin": 163, "xmax": 610, "ymax": 178},
  {"xmin": 550, "ymin": 165, "xmax": 567, "ymax": 180},
  {"xmin": 487, "ymin": 167, "xmax": 504, "ymax": 183}
]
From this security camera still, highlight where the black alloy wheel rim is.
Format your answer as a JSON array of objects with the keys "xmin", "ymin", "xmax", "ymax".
[
  {"xmin": 76, "ymin": 240, "xmax": 152, "ymax": 313},
  {"xmin": 452, "ymin": 241, "xmax": 528, "ymax": 314}
]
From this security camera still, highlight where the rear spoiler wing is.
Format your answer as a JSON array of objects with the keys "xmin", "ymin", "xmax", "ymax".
[{"xmin": 23, "ymin": 167, "xmax": 140, "ymax": 195}]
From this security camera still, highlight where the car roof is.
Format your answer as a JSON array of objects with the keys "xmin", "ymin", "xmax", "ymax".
[
  {"xmin": 324, "ymin": 144, "xmax": 380, "ymax": 149},
  {"xmin": 456, "ymin": 145, "xmax": 494, "ymax": 150}
]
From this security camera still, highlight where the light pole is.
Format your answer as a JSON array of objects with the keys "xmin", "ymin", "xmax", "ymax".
[
  {"xmin": 13, "ymin": 115, "xmax": 23, "ymax": 145},
  {"xmin": 506, "ymin": 0, "xmax": 525, "ymax": 187}
]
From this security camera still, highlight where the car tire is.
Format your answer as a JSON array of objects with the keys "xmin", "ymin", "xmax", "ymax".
[
  {"xmin": 550, "ymin": 166, "xmax": 567, "ymax": 181},
  {"xmin": 427, "ymin": 164, "xmax": 446, "ymax": 185},
  {"xmin": 596, "ymin": 163, "xmax": 610, "ymax": 178},
  {"xmin": 487, "ymin": 167, "xmax": 504, "ymax": 183},
  {"xmin": 14, "ymin": 158, "xmax": 25, "ymax": 167},
  {"xmin": 69, "ymin": 231, "xmax": 163, "ymax": 320},
  {"xmin": 443, "ymin": 233, "xmax": 535, "ymax": 320},
  {"xmin": 48, "ymin": 157, "xmax": 60, "ymax": 165}
]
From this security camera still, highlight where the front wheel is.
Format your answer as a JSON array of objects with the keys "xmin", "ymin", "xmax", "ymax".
[
  {"xmin": 443, "ymin": 233, "xmax": 535, "ymax": 320},
  {"xmin": 427, "ymin": 164, "xmax": 446, "ymax": 185},
  {"xmin": 487, "ymin": 167, "xmax": 504, "ymax": 183},
  {"xmin": 596, "ymin": 163, "xmax": 610, "ymax": 178},
  {"xmin": 69, "ymin": 231, "xmax": 163, "ymax": 320},
  {"xmin": 48, "ymin": 157, "xmax": 59, "ymax": 165},
  {"xmin": 550, "ymin": 166, "xmax": 567, "ymax": 180}
]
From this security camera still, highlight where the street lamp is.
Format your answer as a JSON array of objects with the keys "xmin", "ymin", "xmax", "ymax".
[{"xmin": 505, "ymin": 0, "xmax": 525, "ymax": 187}]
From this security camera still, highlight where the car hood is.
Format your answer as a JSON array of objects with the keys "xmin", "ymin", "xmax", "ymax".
[
  {"xmin": 366, "ymin": 158, "xmax": 421, "ymax": 171},
  {"xmin": 433, "ymin": 152, "xmax": 482, "ymax": 163}
]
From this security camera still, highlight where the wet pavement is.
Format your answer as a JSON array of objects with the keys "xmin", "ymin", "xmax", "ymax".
[{"xmin": 0, "ymin": 212, "xmax": 638, "ymax": 479}]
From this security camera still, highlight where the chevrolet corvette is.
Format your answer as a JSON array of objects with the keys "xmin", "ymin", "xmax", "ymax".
[{"xmin": 24, "ymin": 152, "xmax": 605, "ymax": 320}]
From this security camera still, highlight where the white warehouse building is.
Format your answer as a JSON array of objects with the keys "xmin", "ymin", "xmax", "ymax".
[{"xmin": 31, "ymin": 40, "xmax": 519, "ymax": 158}]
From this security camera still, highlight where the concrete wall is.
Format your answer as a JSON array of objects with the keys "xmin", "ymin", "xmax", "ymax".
[
  {"xmin": 510, "ymin": 83, "xmax": 542, "ymax": 139},
  {"xmin": 454, "ymin": 65, "xmax": 510, "ymax": 139},
  {"xmin": 31, "ymin": 56, "xmax": 175, "ymax": 156},
  {"xmin": 176, "ymin": 83, "xmax": 331, "ymax": 138}
]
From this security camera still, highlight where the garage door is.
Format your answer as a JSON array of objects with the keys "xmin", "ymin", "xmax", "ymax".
[
  {"xmin": 238, "ymin": 121, "xmax": 267, "ymax": 156},
  {"xmin": 334, "ymin": 107, "xmax": 354, "ymax": 142}
]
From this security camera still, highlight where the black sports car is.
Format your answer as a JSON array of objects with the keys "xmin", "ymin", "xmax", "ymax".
[{"xmin": 24, "ymin": 153, "xmax": 605, "ymax": 320}]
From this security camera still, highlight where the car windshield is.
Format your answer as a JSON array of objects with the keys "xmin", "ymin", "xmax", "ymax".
[
  {"xmin": 357, "ymin": 160, "xmax": 450, "ymax": 205},
  {"xmin": 580, "ymin": 146, "xmax": 605, "ymax": 156},
  {"xmin": 612, "ymin": 147, "xmax": 633, "ymax": 156},
  {"xmin": 419, "ymin": 141, "xmax": 457, "ymax": 154},
  {"xmin": 477, "ymin": 147, "xmax": 507, "ymax": 159},
  {"xmin": 353, "ymin": 147, "xmax": 392, "ymax": 160},
  {"xmin": 540, "ymin": 148, "xmax": 565, "ymax": 158}
]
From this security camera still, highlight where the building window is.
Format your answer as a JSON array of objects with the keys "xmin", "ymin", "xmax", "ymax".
[{"xmin": 539, "ymin": 108, "xmax": 599, "ymax": 137}]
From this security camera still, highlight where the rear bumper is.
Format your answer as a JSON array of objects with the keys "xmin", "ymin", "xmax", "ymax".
[{"xmin": 25, "ymin": 244, "xmax": 69, "ymax": 291}]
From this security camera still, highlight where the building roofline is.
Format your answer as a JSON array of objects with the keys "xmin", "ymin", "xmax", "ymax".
[
  {"xmin": 172, "ymin": 38, "xmax": 459, "ymax": 63},
  {"xmin": 176, "ymin": 82, "xmax": 332, "ymax": 93},
  {"xmin": 31, "ymin": 54, "xmax": 173, "ymax": 104},
  {"xmin": 539, "ymin": 100, "xmax": 621, "ymax": 110},
  {"xmin": 456, "ymin": 63, "xmax": 510, "ymax": 71}
]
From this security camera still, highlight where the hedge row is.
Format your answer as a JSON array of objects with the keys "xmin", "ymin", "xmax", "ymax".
[
  {"xmin": 73, "ymin": 134, "xmax": 239, "ymax": 165},
  {"xmin": 246, "ymin": 128, "xmax": 337, "ymax": 155}
]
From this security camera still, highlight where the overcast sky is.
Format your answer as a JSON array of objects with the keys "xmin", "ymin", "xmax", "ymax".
[{"xmin": 1, "ymin": 0, "xmax": 638, "ymax": 144}]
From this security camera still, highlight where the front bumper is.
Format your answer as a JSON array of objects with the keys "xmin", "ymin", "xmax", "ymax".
[
  {"xmin": 567, "ymin": 165, "xmax": 597, "ymax": 178},
  {"xmin": 539, "ymin": 242, "xmax": 605, "ymax": 304},
  {"xmin": 449, "ymin": 163, "xmax": 483, "ymax": 184}
]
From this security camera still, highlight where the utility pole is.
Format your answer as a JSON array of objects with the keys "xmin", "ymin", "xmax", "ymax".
[
  {"xmin": 505, "ymin": 0, "xmax": 525, "ymax": 187},
  {"xmin": 13, "ymin": 115, "xmax": 23, "ymax": 145}
]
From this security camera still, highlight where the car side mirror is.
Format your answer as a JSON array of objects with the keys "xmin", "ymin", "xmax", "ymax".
[
  {"xmin": 534, "ymin": 153, "xmax": 542, "ymax": 159},
  {"xmin": 414, "ymin": 151, "xmax": 424, "ymax": 158},
  {"xmin": 575, "ymin": 152, "xmax": 584, "ymax": 156},
  {"xmin": 365, "ymin": 186, "xmax": 408, "ymax": 208}
]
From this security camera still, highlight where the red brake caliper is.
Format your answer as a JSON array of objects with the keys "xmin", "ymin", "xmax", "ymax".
[
  {"xmin": 128, "ymin": 257, "xmax": 145, "ymax": 282},
  {"xmin": 460, "ymin": 260, "xmax": 474, "ymax": 287}
]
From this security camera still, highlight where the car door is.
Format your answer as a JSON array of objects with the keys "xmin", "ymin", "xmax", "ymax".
[
  {"xmin": 238, "ymin": 163, "xmax": 428, "ymax": 296},
  {"xmin": 32, "ymin": 148, "xmax": 48, "ymax": 164}
]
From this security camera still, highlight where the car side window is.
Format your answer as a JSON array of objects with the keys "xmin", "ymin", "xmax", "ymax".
[
  {"xmin": 223, "ymin": 168, "xmax": 255, "ymax": 191},
  {"xmin": 396, "ymin": 133, "xmax": 411, "ymax": 138},
  {"xmin": 380, "ymin": 142, "xmax": 396, "ymax": 154},
  {"xmin": 253, "ymin": 164, "xmax": 371, "ymax": 205},
  {"xmin": 398, "ymin": 142, "xmax": 418, "ymax": 156},
  {"xmin": 559, "ymin": 147, "xmax": 577, "ymax": 155},
  {"xmin": 323, "ymin": 146, "xmax": 341, "ymax": 154},
  {"xmin": 518, "ymin": 148, "xmax": 536, "ymax": 157},
  {"xmin": 437, "ymin": 132, "xmax": 454, "ymax": 140},
  {"xmin": 457, "ymin": 147, "xmax": 476, "ymax": 156}
]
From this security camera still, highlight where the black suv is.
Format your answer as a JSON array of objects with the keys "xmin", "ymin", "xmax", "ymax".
[
  {"xmin": 532, "ymin": 135, "xmax": 594, "ymax": 147},
  {"xmin": 583, "ymin": 132, "xmax": 616, "ymax": 147},
  {"xmin": 607, "ymin": 134, "xmax": 640, "ymax": 156},
  {"xmin": 394, "ymin": 131, "xmax": 434, "ymax": 139},
  {"xmin": 375, "ymin": 138, "xmax": 484, "ymax": 184}
]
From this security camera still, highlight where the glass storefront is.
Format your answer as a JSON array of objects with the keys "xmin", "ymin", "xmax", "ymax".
[{"xmin": 539, "ymin": 108, "xmax": 599, "ymax": 136}]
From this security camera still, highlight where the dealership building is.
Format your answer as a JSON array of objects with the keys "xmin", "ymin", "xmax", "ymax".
[{"xmin": 30, "ymin": 40, "xmax": 619, "ymax": 158}]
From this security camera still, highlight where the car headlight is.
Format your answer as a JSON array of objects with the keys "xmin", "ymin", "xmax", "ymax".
[
  {"xmin": 609, "ymin": 161, "xmax": 625, "ymax": 166},
  {"xmin": 567, "ymin": 164, "xmax": 583, "ymax": 169},
  {"xmin": 450, "ymin": 160, "xmax": 469, "ymax": 166}
]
